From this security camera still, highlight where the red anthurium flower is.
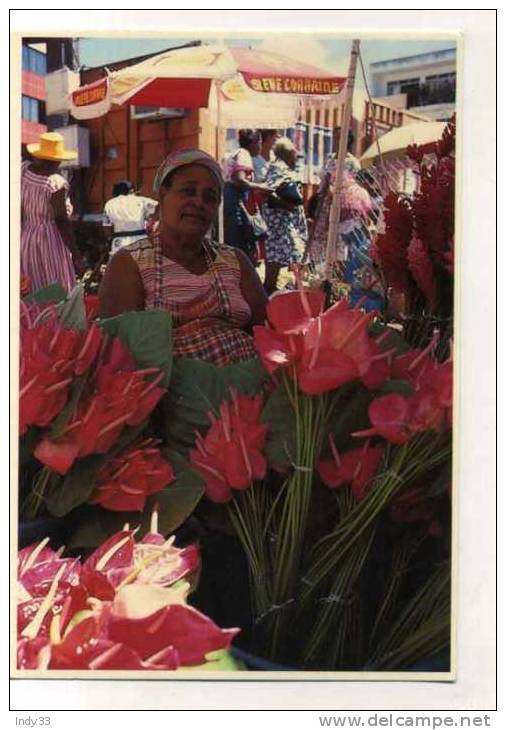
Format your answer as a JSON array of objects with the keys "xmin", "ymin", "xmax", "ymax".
[
  {"xmin": 297, "ymin": 347, "xmax": 358, "ymax": 395},
  {"xmin": 252, "ymin": 325, "xmax": 301, "ymax": 375},
  {"xmin": 317, "ymin": 438, "xmax": 384, "ymax": 501},
  {"xmin": 266, "ymin": 289, "xmax": 325, "ymax": 335},
  {"xmin": 104, "ymin": 337, "xmax": 137, "ymax": 374},
  {"xmin": 408, "ymin": 389, "xmax": 446, "ymax": 434},
  {"xmin": 189, "ymin": 391, "xmax": 268, "ymax": 503},
  {"xmin": 84, "ymin": 294, "xmax": 99, "ymax": 322},
  {"xmin": 33, "ymin": 437, "xmax": 81, "ymax": 475},
  {"xmin": 390, "ymin": 333, "xmax": 439, "ymax": 388},
  {"xmin": 73, "ymin": 323, "xmax": 103, "ymax": 376},
  {"xmin": 360, "ymin": 336, "xmax": 396, "ymax": 391},
  {"xmin": 19, "ymin": 309, "xmax": 104, "ymax": 435},
  {"xmin": 89, "ymin": 439, "xmax": 175, "ymax": 512},
  {"xmin": 33, "ymin": 360, "xmax": 166, "ymax": 474},
  {"xmin": 389, "ymin": 485, "xmax": 437, "ymax": 524},
  {"xmin": 304, "ymin": 299, "xmax": 375, "ymax": 377},
  {"xmin": 353, "ymin": 393, "xmax": 413, "ymax": 444}
]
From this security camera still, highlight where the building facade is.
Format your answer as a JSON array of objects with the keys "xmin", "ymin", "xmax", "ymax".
[
  {"xmin": 369, "ymin": 48, "xmax": 456, "ymax": 122},
  {"xmin": 21, "ymin": 43, "xmax": 47, "ymax": 145}
]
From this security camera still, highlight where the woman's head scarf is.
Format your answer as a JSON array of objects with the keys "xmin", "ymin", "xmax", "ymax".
[{"xmin": 153, "ymin": 149, "xmax": 224, "ymax": 194}]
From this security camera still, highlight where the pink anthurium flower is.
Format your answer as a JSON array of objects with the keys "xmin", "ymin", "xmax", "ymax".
[
  {"xmin": 108, "ymin": 585, "xmax": 239, "ymax": 667},
  {"xmin": 17, "ymin": 522, "xmax": 235, "ymax": 672}
]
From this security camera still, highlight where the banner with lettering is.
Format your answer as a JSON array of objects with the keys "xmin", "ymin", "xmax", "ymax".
[
  {"xmin": 69, "ymin": 77, "xmax": 111, "ymax": 120},
  {"xmin": 231, "ymin": 47, "xmax": 347, "ymax": 96}
]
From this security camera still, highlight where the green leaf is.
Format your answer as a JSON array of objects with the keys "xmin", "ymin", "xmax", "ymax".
[
  {"xmin": 56, "ymin": 284, "xmax": 87, "ymax": 331},
  {"xmin": 143, "ymin": 448, "xmax": 205, "ymax": 536},
  {"xmin": 379, "ymin": 379, "xmax": 414, "ymax": 397},
  {"xmin": 24, "ymin": 283, "xmax": 67, "ymax": 305},
  {"xmin": 44, "ymin": 423, "xmax": 147, "ymax": 517},
  {"xmin": 176, "ymin": 649, "xmax": 243, "ymax": 672},
  {"xmin": 67, "ymin": 506, "xmax": 129, "ymax": 549},
  {"xmin": 368, "ymin": 322, "xmax": 411, "ymax": 354},
  {"xmin": 261, "ymin": 384, "xmax": 296, "ymax": 469},
  {"xmin": 99, "ymin": 310, "xmax": 173, "ymax": 386},
  {"xmin": 327, "ymin": 386, "xmax": 374, "ymax": 450},
  {"xmin": 45, "ymin": 454, "xmax": 104, "ymax": 517},
  {"xmin": 67, "ymin": 449, "xmax": 204, "ymax": 548},
  {"xmin": 165, "ymin": 357, "xmax": 269, "ymax": 448},
  {"xmin": 47, "ymin": 373, "xmax": 89, "ymax": 439}
]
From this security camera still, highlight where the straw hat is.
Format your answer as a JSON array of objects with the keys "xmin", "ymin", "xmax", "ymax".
[{"xmin": 26, "ymin": 132, "xmax": 77, "ymax": 161}]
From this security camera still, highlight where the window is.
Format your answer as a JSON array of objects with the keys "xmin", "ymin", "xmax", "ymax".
[
  {"xmin": 22, "ymin": 45, "xmax": 47, "ymax": 75},
  {"xmin": 386, "ymin": 78, "xmax": 420, "ymax": 96},
  {"xmin": 21, "ymin": 95, "xmax": 46, "ymax": 124}
]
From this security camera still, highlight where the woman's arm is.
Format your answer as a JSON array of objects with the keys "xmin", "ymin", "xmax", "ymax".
[
  {"xmin": 51, "ymin": 188, "xmax": 84, "ymax": 272},
  {"xmin": 232, "ymin": 169, "xmax": 274, "ymax": 195},
  {"xmin": 98, "ymin": 250, "xmax": 145, "ymax": 318},
  {"xmin": 235, "ymin": 248, "xmax": 268, "ymax": 325}
]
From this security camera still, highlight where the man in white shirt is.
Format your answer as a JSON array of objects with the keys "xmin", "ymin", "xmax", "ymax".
[{"xmin": 103, "ymin": 180, "xmax": 158, "ymax": 255}]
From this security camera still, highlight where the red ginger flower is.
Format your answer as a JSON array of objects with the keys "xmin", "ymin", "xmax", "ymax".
[
  {"xmin": 189, "ymin": 390, "xmax": 268, "ymax": 503},
  {"xmin": 407, "ymin": 235, "xmax": 437, "ymax": 312},
  {"xmin": 33, "ymin": 339, "xmax": 166, "ymax": 475},
  {"xmin": 372, "ymin": 192, "xmax": 413, "ymax": 296},
  {"xmin": 317, "ymin": 437, "xmax": 384, "ymax": 502},
  {"xmin": 89, "ymin": 439, "xmax": 175, "ymax": 512}
]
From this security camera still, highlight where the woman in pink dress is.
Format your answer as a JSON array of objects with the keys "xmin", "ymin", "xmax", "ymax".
[{"xmin": 21, "ymin": 132, "xmax": 80, "ymax": 294}]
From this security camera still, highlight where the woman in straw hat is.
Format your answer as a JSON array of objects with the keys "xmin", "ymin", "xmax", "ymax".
[
  {"xmin": 21, "ymin": 132, "xmax": 81, "ymax": 294},
  {"xmin": 99, "ymin": 149, "xmax": 268, "ymax": 366}
]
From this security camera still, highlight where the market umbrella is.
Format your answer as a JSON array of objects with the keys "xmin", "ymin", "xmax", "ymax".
[
  {"xmin": 360, "ymin": 121, "xmax": 447, "ymax": 168},
  {"xmin": 69, "ymin": 42, "xmax": 347, "ymax": 127}
]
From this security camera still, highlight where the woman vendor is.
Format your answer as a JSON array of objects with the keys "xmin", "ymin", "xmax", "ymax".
[{"xmin": 98, "ymin": 149, "xmax": 268, "ymax": 366}]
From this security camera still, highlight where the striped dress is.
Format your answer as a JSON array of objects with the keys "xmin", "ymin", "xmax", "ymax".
[
  {"xmin": 125, "ymin": 235, "xmax": 258, "ymax": 366},
  {"xmin": 21, "ymin": 161, "xmax": 76, "ymax": 294}
]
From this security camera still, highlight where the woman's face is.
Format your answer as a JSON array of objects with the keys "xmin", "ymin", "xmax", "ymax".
[
  {"xmin": 278, "ymin": 146, "xmax": 297, "ymax": 168},
  {"xmin": 159, "ymin": 164, "xmax": 221, "ymax": 239},
  {"xmin": 248, "ymin": 134, "xmax": 262, "ymax": 157}
]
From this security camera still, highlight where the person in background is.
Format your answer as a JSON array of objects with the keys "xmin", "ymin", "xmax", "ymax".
[
  {"xmin": 222, "ymin": 129, "xmax": 275, "ymax": 263},
  {"xmin": 99, "ymin": 149, "xmax": 268, "ymax": 367},
  {"xmin": 308, "ymin": 128, "xmax": 364, "ymax": 266},
  {"xmin": 103, "ymin": 180, "xmax": 158, "ymax": 256},
  {"xmin": 262, "ymin": 137, "xmax": 308, "ymax": 295},
  {"xmin": 253, "ymin": 129, "xmax": 280, "ymax": 183},
  {"xmin": 21, "ymin": 132, "xmax": 82, "ymax": 294}
]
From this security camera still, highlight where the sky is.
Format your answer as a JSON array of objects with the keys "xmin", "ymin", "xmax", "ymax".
[{"xmin": 77, "ymin": 34, "xmax": 457, "ymax": 91}]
